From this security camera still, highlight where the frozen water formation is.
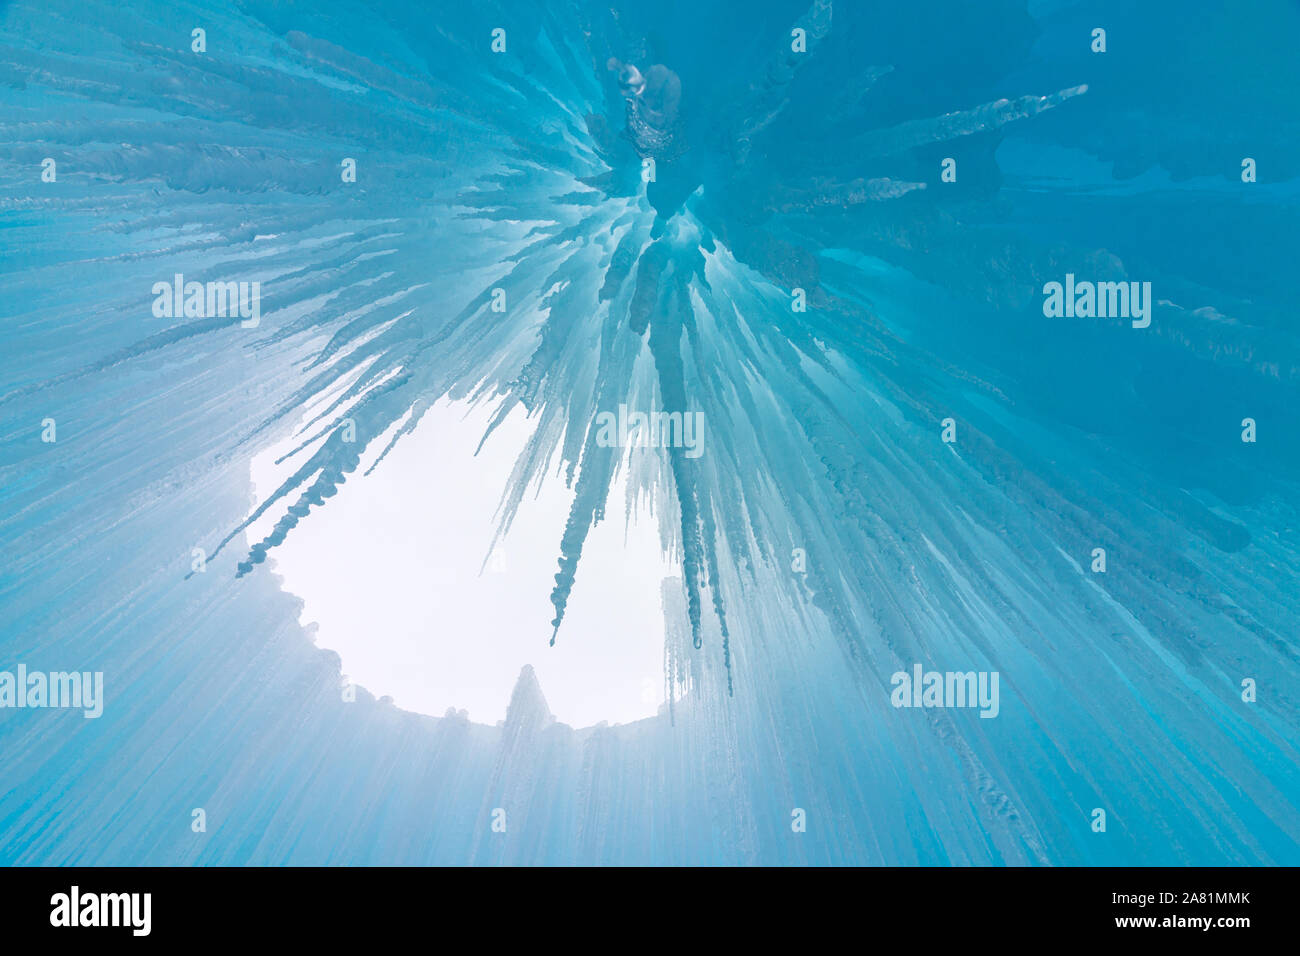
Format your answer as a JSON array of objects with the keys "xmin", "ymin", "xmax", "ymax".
[{"xmin": 1, "ymin": 0, "xmax": 1299, "ymax": 864}]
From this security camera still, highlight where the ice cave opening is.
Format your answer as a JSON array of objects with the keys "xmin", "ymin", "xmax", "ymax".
[{"xmin": 247, "ymin": 394, "xmax": 674, "ymax": 728}]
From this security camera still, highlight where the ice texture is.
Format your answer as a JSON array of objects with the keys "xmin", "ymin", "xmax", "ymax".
[{"xmin": 0, "ymin": 0, "xmax": 1298, "ymax": 864}]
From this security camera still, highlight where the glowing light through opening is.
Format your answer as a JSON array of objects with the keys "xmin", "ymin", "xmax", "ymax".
[{"xmin": 248, "ymin": 397, "xmax": 672, "ymax": 728}]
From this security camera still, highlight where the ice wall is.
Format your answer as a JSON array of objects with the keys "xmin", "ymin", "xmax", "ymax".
[{"xmin": 0, "ymin": 0, "xmax": 1297, "ymax": 864}]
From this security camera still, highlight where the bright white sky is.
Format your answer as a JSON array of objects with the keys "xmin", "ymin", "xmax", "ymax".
[{"xmin": 248, "ymin": 394, "xmax": 672, "ymax": 728}]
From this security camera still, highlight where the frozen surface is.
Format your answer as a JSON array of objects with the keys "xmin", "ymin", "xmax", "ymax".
[{"xmin": 0, "ymin": 0, "xmax": 1298, "ymax": 864}]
